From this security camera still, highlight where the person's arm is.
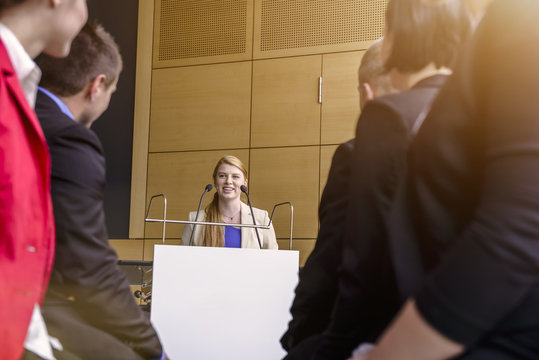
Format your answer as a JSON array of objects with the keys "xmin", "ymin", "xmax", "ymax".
[
  {"xmin": 48, "ymin": 126, "xmax": 163, "ymax": 359},
  {"xmin": 348, "ymin": 301, "xmax": 464, "ymax": 360}
]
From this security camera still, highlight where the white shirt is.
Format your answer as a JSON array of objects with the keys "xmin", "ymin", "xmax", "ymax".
[
  {"xmin": 0, "ymin": 21, "xmax": 54, "ymax": 360},
  {"xmin": 0, "ymin": 21, "xmax": 41, "ymax": 106}
]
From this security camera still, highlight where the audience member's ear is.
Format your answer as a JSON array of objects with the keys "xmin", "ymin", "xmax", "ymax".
[
  {"xmin": 88, "ymin": 74, "xmax": 106, "ymax": 101},
  {"xmin": 363, "ymin": 82, "xmax": 375, "ymax": 102}
]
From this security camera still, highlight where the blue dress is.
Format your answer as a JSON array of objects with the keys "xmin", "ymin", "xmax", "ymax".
[{"xmin": 224, "ymin": 226, "xmax": 241, "ymax": 248}]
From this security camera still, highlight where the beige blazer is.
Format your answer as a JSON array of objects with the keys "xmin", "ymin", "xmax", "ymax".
[{"xmin": 181, "ymin": 201, "xmax": 278, "ymax": 249}]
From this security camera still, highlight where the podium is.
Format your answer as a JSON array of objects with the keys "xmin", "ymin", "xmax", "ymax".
[{"xmin": 151, "ymin": 245, "xmax": 299, "ymax": 359}]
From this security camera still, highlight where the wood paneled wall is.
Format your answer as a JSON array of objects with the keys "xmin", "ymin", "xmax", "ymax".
[{"xmin": 119, "ymin": 0, "xmax": 387, "ymax": 266}]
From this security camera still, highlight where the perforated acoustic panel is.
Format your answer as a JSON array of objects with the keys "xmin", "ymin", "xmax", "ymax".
[
  {"xmin": 255, "ymin": 0, "xmax": 387, "ymax": 58},
  {"xmin": 155, "ymin": 0, "xmax": 252, "ymax": 67}
]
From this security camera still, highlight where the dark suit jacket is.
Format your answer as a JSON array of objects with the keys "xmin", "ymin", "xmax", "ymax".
[
  {"xmin": 313, "ymin": 75, "xmax": 448, "ymax": 360},
  {"xmin": 281, "ymin": 139, "xmax": 353, "ymax": 350},
  {"xmin": 35, "ymin": 90, "xmax": 163, "ymax": 359},
  {"xmin": 390, "ymin": 1, "xmax": 539, "ymax": 357}
]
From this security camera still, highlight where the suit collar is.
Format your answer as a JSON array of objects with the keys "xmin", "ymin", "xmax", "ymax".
[
  {"xmin": 411, "ymin": 74, "xmax": 449, "ymax": 90},
  {"xmin": 38, "ymin": 87, "xmax": 75, "ymax": 120}
]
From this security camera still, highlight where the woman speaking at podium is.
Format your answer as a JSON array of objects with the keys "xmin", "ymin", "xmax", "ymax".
[{"xmin": 181, "ymin": 155, "xmax": 278, "ymax": 249}]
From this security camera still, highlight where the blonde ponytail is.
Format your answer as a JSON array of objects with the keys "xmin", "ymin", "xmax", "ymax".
[{"xmin": 203, "ymin": 192, "xmax": 224, "ymax": 247}]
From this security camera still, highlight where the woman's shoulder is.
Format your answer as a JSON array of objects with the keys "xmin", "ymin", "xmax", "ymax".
[
  {"xmin": 240, "ymin": 201, "xmax": 267, "ymax": 216},
  {"xmin": 188, "ymin": 209, "xmax": 207, "ymax": 220},
  {"xmin": 251, "ymin": 206, "xmax": 270, "ymax": 219}
]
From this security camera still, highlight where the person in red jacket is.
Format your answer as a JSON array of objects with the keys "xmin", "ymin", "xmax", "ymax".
[{"xmin": 0, "ymin": 1, "xmax": 87, "ymax": 359}]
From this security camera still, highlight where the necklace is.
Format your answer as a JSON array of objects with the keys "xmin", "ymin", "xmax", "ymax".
[{"xmin": 222, "ymin": 210, "xmax": 240, "ymax": 222}]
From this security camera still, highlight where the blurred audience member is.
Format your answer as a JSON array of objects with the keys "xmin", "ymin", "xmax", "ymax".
[
  {"xmin": 0, "ymin": 1, "xmax": 87, "ymax": 359},
  {"xmin": 352, "ymin": 0, "xmax": 539, "ymax": 358},
  {"xmin": 312, "ymin": 0, "xmax": 472, "ymax": 359}
]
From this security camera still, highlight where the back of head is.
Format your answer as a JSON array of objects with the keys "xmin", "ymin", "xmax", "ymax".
[
  {"xmin": 358, "ymin": 39, "xmax": 393, "ymax": 99},
  {"xmin": 384, "ymin": 0, "xmax": 473, "ymax": 73},
  {"xmin": 38, "ymin": 21, "xmax": 123, "ymax": 96},
  {"xmin": 0, "ymin": 0, "xmax": 27, "ymax": 11}
]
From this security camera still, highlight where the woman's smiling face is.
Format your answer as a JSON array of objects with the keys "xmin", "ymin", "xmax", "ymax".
[{"xmin": 214, "ymin": 163, "xmax": 247, "ymax": 201}]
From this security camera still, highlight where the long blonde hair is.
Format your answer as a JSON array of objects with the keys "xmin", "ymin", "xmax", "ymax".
[{"xmin": 203, "ymin": 156, "xmax": 248, "ymax": 247}]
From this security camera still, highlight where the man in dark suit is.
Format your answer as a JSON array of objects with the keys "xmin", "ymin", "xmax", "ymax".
[
  {"xmin": 35, "ymin": 22, "xmax": 164, "ymax": 359},
  {"xmin": 357, "ymin": 1, "xmax": 539, "ymax": 358},
  {"xmin": 280, "ymin": 39, "xmax": 394, "ymax": 356}
]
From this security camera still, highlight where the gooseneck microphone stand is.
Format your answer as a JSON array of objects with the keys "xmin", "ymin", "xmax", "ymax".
[
  {"xmin": 240, "ymin": 185, "xmax": 262, "ymax": 249},
  {"xmin": 189, "ymin": 184, "xmax": 213, "ymax": 246}
]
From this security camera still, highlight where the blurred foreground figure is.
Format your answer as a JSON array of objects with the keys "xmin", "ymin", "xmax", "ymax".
[
  {"xmin": 352, "ymin": 0, "xmax": 539, "ymax": 359},
  {"xmin": 0, "ymin": 0, "xmax": 87, "ymax": 359},
  {"xmin": 312, "ymin": 0, "xmax": 472, "ymax": 358}
]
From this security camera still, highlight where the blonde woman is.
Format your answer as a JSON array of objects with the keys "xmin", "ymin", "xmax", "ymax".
[{"xmin": 181, "ymin": 156, "xmax": 278, "ymax": 249}]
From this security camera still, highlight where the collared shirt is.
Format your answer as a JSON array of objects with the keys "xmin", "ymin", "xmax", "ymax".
[
  {"xmin": 38, "ymin": 86, "xmax": 75, "ymax": 120},
  {"xmin": 0, "ymin": 22, "xmax": 41, "ymax": 107},
  {"xmin": 0, "ymin": 21, "xmax": 54, "ymax": 360}
]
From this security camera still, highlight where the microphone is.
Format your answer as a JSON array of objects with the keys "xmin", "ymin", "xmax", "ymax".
[
  {"xmin": 189, "ymin": 184, "xmax": 213, "ymax": 246},
  {"xmin": 240, "ymin": 185, "xmax": 262, "ymax": 249}
]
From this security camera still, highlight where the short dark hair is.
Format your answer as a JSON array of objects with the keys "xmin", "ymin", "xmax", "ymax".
[
  {"xmin": 358, "ymin": 39, "xmax": 392, "ymax": 96},
  {"xmin": 38, "ymin": 21, "xmax": 122, "ymax": 96},
  {"xmin": 384, "ymin": 0, "xmax": 472, "ymax": 73},
  {"xmin": 0, "ymin": 0, "xmax": 26, "ymax": 10}
]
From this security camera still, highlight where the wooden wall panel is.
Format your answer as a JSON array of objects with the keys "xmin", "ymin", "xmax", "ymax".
[
  {"xmin": 251, "ymin": 56, "xmax": 321, "ymax": 147},
  {"xmin": 321, "ymin": 51, "xmax": 364, "ymax": 145},
  {"xmin": 133, "ymin": 0, "xmax": 389, "ymax": 264},
  {"xmin": 109, "ymin": 239, "xmax": 144, "ymax": 260},
  {"xmin": 149, "ymin": 62, "xmax": 252, "ymax": 152},
  {"xmin": 249, "ymin": 146, "xmax": 319, "ymax": 239},
  {"xmin": 145, "ymin": 149, "xmax": 249, "ymax": 239},
  {"xmin": 130, "ymin": 0, "xmax": 154, "ymax": 239}
]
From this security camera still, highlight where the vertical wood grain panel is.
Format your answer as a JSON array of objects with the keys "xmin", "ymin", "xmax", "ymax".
[
  {"xmin": 321, "ymin": 51, "xmax": 364, "ymax": 145},
  {"xmin": 130, "ymin": 0, "xmax": 155, "ymax": 239},
  {"xmin": 249, "ymin": 146, "xmax": 319, "ymax": 239},
  {"xmin": 251, "ymin": 56, "xmax": 321, "ymax": 147},
  {"xmin": 149, "ymin": 62, "xmax": 252, "ymax": 152}
]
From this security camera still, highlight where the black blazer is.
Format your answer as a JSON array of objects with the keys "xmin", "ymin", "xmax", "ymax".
[
  {"xmin": 281, "ymin": 139, "xmax": 353, "ymax": 350},
  {"xmin": 35, "ymin": 91, "xmax": 163, "ymax": 359},
  {"xmin": 314, "ymin": 75, "xmax": 448, "ymax": 360},
  {"xmin": 390, "ymin": 1, "xmax": 539, "ymax": 357}
]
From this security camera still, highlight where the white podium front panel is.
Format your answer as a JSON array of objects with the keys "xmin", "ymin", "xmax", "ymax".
[{"xmin": 151, "ymin": 245, "xmax": 299, "ymax": 359}]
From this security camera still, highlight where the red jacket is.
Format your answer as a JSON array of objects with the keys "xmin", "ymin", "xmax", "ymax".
[{"xmin": 0, "ymin": 39, "xmax": 55, "ymax": 360}]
